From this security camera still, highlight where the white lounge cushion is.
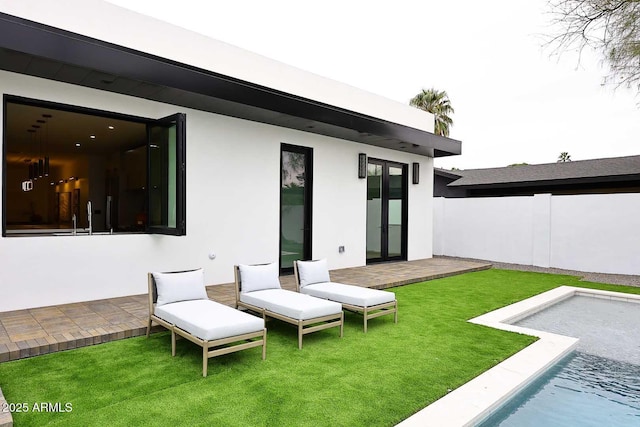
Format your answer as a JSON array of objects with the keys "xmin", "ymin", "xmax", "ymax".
[
  {"xmin": 153, "ymin": 269, "xmax": 207, "ymax": 307},
  {"xmin": 301, "ymin": 282, "xmax": 395, "ymax": 308},
  {"xmin": 240, "ymin": 289, "xmax": 342, "ymax": 320},
  {"xmin": 154, "ymin": 299, "xmax": 264, "ymax": 341},
  {"xmin": 238, "ymin": 263, "xmax": 281, "ymax": 293},
  {"xmin": 296, "ymin": 259, "xmax": 331, "ymax": 288}
]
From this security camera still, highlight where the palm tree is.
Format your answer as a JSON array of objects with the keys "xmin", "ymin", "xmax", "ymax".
[
  {"xmin": 409, "ymin": 88, "xmax": 455, "ymax": 137},
  {"xmin": 557, "ymin": 152, "xmax": 572, "ymax": 163}
]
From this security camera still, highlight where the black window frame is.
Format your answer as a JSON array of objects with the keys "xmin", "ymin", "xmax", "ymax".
[
  {"xmin": 2, "ymin": 94, "xmax": 186, "ymax": 237},
  {"xmin": 147, "ymin": 113, "xmax": 187, "ymax": 236},
  {"xmin": 366, "ymin": 158, "xmax": 409, "ymax": 263},
  {"xmin": 279, "ymin": 143, "xmax": 313, "ymax": 274}
]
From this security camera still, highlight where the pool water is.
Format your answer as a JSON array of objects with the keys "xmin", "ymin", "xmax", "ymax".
[
  {"xmin": 477, "ymin": 295, "xmax": 640, "ymax": 426},
  {"xmin": 478, "ymin": 351, "xmax": 640, "ymax": 426}
]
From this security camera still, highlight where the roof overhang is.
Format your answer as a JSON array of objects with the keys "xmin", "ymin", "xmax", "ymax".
[{"xmin": 0, "ymin": 12, "xmax": 461, "ymax": 157}]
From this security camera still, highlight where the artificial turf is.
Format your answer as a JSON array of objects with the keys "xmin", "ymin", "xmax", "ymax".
[{"xmin": 1, "ymin": 269, "xmax": 638, "ymax": 426}]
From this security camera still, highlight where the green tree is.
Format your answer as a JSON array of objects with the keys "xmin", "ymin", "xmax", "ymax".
[
  {"xmin": 557, "ymin": 152, "xmax": 572, "ymax": 162},
  {"xmin": 548, "ymin": 1, "xmax": 640, "ymax": 93},
  {"xmin": 409, "ymin": 88, "xmax": 455, "ymax": 137}
]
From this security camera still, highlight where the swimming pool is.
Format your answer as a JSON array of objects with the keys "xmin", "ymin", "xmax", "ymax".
[
  {"xmin": 478, "ymin": 351, "xmax": 640, "ymax": 426},
  {"xmin": 398, "ymin": 287, "xmax": 640, "ymax": 427},
  {"xmin": 478, "ymin": 295, "xmax": 640, "ymax": 426}
]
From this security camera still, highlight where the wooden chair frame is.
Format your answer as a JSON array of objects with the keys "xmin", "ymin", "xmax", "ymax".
[
  {"xmin": 147, "ymin": 271, "xmax": 266, "ymax": 377},
  {"xmin": 234, "ymin": 265, "xmax": 343, "ymax": 349},
  {"xmin": 294, "ymin": 261, "xmax": 398, "ymax": 333}
]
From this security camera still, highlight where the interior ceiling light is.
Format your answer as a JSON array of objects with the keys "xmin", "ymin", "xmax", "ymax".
[
  {"xmin": 90, "ymin": 135, "xmax": 96, "ymax": 139},
  {"xmin": 108, "ymin": 125, "xmax": 115, "ymax": 130},
  {"xmin": 75, "ymin": 143, "xmax": 81, "ymax": 147}
]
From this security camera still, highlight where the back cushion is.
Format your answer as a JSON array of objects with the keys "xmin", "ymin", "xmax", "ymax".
[
  {"xmin": 296, "ymin": 259, "xmax": 331, "ymax": 288},
  {"xmin": 153, "ymin": 269, "xmax": 208, "ymax": 306},
  {"xmin": 238, "ymin": 262, "xmax": 281, "ymax": 293}
]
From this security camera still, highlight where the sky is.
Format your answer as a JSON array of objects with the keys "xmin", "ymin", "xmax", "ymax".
[{"xmin": 106, "ymin": 0, "xmax": 639, "ymax": 170}]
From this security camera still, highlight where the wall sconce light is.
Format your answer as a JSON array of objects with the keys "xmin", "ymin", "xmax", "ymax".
[
  {"xmin": 412, "ymin": 162, "xmax": 420, "ymax": 184},
  {"xmin": 358, "ymin": 153, "xmax": 367, "ymax": 179}
]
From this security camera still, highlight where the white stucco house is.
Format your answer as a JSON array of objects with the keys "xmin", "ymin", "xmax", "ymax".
[{"xmin": 0, "ymin": 0, "xmax": 461, "ymax": 312}]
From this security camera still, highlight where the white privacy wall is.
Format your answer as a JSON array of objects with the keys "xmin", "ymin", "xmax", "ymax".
[
  {"xmin": 0, "ymin": 71, "xmax": 434, "ymax": 311},
  {"xmin": 434, "ymin": 193, "xmax": 640, "ymax": 275}
]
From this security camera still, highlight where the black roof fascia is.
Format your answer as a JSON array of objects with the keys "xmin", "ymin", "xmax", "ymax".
[
  {"xmin": 449, "ymin": 173, "xmax": 640, "ymax": 189},
  {"xmin": 0, "ymin": 12, "xmax": 461, "ymax": 157}
]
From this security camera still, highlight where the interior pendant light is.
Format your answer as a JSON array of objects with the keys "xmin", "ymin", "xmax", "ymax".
[
  {"xmin": 31, "ymin": 124, "xmax": 42, "ymax": 178},
  {"xmin": 27, "ymin": 129, "xmax": 36, "ymax": 180},
  {"xmin": 36, "ymin": 121, "xmax": 45, "ymax": 178},
  {"xmin": 43, "ymin": 114, "xmax": 52, "ymax": 176}
]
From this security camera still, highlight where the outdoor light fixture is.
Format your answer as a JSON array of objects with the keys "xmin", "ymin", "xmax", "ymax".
[
  {"xmin": 412, "ymin": 162, "xmax": 420, "ymax": 184},
  {"xmin": 358, "ymin": 153, "xmax": 367, "ymax": 179}
]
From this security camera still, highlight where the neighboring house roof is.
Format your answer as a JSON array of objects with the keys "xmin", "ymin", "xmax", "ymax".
[
  {"xmin": 446, "ymin": 155, "xmax": 640, "ymax": 189},
  {"xmin": 434, "ymin": 168, "xmax": 465, "ymax": 180},
  {"xmin": 0, "ymin": 1, "xmax": 461, "ymax": 157}
]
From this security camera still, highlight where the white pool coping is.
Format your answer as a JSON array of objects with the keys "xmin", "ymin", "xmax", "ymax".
[{"xmin": 397, "ymin": 286, "xmax": 640, "ymax": 427}]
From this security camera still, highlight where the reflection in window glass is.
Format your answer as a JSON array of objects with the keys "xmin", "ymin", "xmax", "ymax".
[
  {"xmin": 280, "ymin": 151, "xmax": 306, "ymax": 269},
  {"xmin": 366, "ymin": 163, "xmax": 383, "ymax": 259},
  {"xmin": 148, "ymin": 124, "xmax": 177, "ymax": 229},
  {"xmin": 388, "ymin": 166, "xmax": 404, "ymax": 257}
]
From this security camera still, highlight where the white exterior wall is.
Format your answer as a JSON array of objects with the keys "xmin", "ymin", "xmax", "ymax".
[
  {"xmin": 434, "ymin": 193, "xmax": 640, "ymax": 275},
  {"xmin": 1, "ymin": 71, "xmax": 434, "ymax": 311},
  {"xmin": 550, "ymin": 193, "xmax": 640, "ymax": 274},
  {"xmin": 434, "ymin": 196, "xmax": 534, "ymax": 265}
]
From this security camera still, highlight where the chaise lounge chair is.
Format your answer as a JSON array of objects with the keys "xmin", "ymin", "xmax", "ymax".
[
  {"xmin": 147, "ymin": 268, "xmax": 266, "ymax": 377},
  {"xmin": 294, "ymin": 259, "xmax": 397, "ymax": 333},
  {"xmin": 234, "ymin": 262, "xmax": 343, "ymax": 349}
]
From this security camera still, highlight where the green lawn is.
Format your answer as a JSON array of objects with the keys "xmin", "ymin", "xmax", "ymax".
[{"xmin": 1, "ymin": 270, "xmax": 638, "ymax": 426}]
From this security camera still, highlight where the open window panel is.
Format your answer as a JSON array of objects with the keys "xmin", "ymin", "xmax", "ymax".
[
  {"xmin": 2, "ymin": 96, "xmax": 186, "ymax": 237},
  {"xmin": 147, "ymin": 113, "xmax": 186, "ymax": 236}
]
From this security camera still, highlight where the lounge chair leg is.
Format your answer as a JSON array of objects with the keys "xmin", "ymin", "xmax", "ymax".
[
  {"xmin": 298, "ymin": 323, "xmax": 303, "ymax": 350},
  {"xmin": 171, "ymin": 330, "xmax": 176, "ymax": 357},
  {"xmin": 364, "ymin": 309, "xmax": 368, "ymax": 333},
  {"xmin": 146, "ymin": 318, "xmax": 152, "ymax": 338},
  {"xmin": 262, "ymin": 329, "xmax": 267, "ymax": 360},
  {"xmin": 203, "ymin": 345, "xmax": 208, "ymax": 377},
  {"xmin": 340, "ymin": 312, "xmax": 344, "ymax": 338},
  {"xmin": 394, "ymin": 301, "xmax": 398, "ymax": 323}
]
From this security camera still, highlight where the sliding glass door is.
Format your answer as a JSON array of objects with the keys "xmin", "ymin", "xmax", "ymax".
[{"xmin": 366, "ymin": 159, "xmax": 407, "ymax": 263}]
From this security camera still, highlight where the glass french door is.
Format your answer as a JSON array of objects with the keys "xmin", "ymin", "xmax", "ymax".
[
  {"xmin": 280, "ymin": 144, "xmax": 313, "ymax": 273},
  {"xmin": 366, "ymin": 159, "xmax": 408, "ymax": 263}
]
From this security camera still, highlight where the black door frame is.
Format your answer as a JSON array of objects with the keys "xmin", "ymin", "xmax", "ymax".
[
  {"xmin": 279, "ymin": 143, "xmax": 313, "ymax": 274},
  {"xmin": 366, "ymin": 158, "xmax": 408, "ymax": 264}
]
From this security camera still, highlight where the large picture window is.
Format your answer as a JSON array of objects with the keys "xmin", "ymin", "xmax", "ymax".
[{"xmin": 2, "ymin": 96, "xmax": 186, "ymax": 236}]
